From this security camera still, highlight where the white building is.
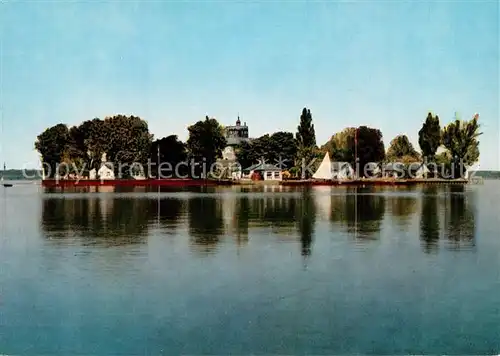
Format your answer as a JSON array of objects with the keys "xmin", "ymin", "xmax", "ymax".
[
  {"xmin": 243, "ymin": 162, "xmax": 282, "ymax": 181},
  {"xmin": 98, "ymin": 164, "xmax": 115, "ymax": 180},
  {"xmin": 89, "ymin": 153, "xmax": 115, "ymax": 180}
]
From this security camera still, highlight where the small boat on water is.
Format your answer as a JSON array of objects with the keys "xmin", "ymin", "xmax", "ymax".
[{"xmin": 1, "ymin": 163, "xmax": 13, "ymax": 187}]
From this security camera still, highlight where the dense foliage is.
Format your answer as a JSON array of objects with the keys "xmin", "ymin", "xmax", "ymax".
[
  {"xmin": 35, "ymin": 123, "xmax": 70, "ymax": 178},
  {"xmin": 322, "ymin": 127, "xmax": 357, "ymax": 161},
  {"xmin": 386, "ymin": 135, "xmax": 420, "ymax": 163},
  {"xmin": 150, "ymin": 135, "xmax": 187, "ymax": 178},
  {"xmin": 235, "ymin": 131, "xmax": 297, "ymax": 169},
  {"xmin": 418, "ymin": 112, "xmax": 442, "ymax": 161},
  {"xmin": 442, "ymin": 114, "xmax": 482, "ymax": 178},
  {"xmin": 295, "ymin": 107, "xmax": 317, "ymax": 178},
  {"xmin": 348, "ymin": 126, "xmax": 386, "ymax": 176},
  {"xmin": 322, "ymin": 126, "xmax": 385, "ymax": 177},
  {"xmin": 186, "ymin": 116, "xmax": 227, "ymax": 178},
  {"xmin": 35, "ymin": 116, "xmax": 152, "ymax": 178},
  {"xmin": 33, "ymin": 108, "xmax": 486, "ymax": 181}
]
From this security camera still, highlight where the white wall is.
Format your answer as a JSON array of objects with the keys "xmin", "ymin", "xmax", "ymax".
[{"xmin": 263, "ymin": 170, "xmax": 282, "ymax": 181}]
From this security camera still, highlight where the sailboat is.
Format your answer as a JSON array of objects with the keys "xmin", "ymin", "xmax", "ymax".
[
  {"xmin": 2, "ymin": 163, "xmax": 12, "ymax": 187},
  {"xmin": 312, "ymin": 152, "xmax": 333, "ymax": 180}
]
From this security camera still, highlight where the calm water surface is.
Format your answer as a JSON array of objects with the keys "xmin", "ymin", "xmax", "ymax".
[{"xmin": 0, "ymin": 182, "xmax": 499, "ymax": 355}]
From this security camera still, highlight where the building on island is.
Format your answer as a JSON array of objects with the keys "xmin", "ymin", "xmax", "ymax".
[
  {"xmin": 89, "ymin": 153, "xmax": 115, "ymax": 180},
  {"xmin": 224, "ymin": 116, "xmax": 249, "ymax": 146},
  {"xmin": 222, "ymin": 116, "xmax": 250, "ymax": 162},
  {"xmin": 218, "ymin": 116, "xmax": 251, "ymax": 180},
  {"xmin": 243, "ymin": 162, "xmax": 282, "ymax": 181}
]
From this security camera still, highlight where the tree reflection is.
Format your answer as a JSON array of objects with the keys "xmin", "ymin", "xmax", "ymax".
[
  {"xmin": 444, "ymin": 185, "xmax": 476, "ymax": 250},
  {"xmin": 234, "ymin": 197, "xmax": 250, "ymax": 246},
  {"xmin": 41, "ymin": 196, "xmax": 150, "ymax": 246},
  {"xmin": 187, "ymin": 197, "xmax": 224, "ymax": 254},
  {"xmin": 149, "ymin": 197, "xmax": 184, "ymax": 231},
  {"xmin": 331, "ymin": 187, "xmax": 386, "ymax": 239},
  {"xmin": 387, "ymin": 187, "xmax": 418, "ymax": 226},
  {"xmin": 296, "ymin": 189, "xmax": 316, "ymax": 257},
  {"xmin": 247, "ymin": 196, "xmax": 296, "ymax": 229},
  {"xmin": 420, "ymin": 186, "xmax": 440, "ymax": 253}
]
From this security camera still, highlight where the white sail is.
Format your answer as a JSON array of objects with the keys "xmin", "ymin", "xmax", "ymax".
[{"xmin": 312, "ymin": 152, "xmax": 332, "ymax": 180}]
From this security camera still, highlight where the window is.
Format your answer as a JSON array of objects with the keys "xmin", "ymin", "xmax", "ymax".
[
  {"xmin": 266, "ymin": 172, "xmax": 273, "ymax": 179},
  {"xmin": 274, "ymin": 171, "xmax": 280, "ymax": 179}
]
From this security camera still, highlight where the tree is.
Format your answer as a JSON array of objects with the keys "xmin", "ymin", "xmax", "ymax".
[
  {"xmin": 35, "ymin": 124, "xmax": 70, "ymax": 178},
  {"xmin": 322, "ymin": 127, "xmax": 356, "ymax": 161},
  {"xmin": 296, "ymin": 108, "xmax": 316, "ymax": 148},
  {"xmin": 418, "ymin": 112, "xmax": 441, "ymax": 161},
  {"xmin": 36, "ymin": 116, "xmax": 153, "ymax": 179},
  {"xmin": 235, "ymin": 141, "xmax": 254, "ymax": 170},
  {"xmin": 103, "ymin": 115, "xmax": 153, "ymax": 175},
  {"xmin": 323, "ymin": 126, "xmax": 385, "ymax": 177},
  {"xmin": 237, "ymin": 131, "xmax": 297, "ymax": 169},
  {"xmin": 80, "ymin": 118, "xmax": 111, "ymax": 172},
  {"xmin": 441, "ymin": 113, "xmax": 482, "ymax": 178},
  {"xmin": 150, "ymin": 135, "xmax": 187, "ymax": 178},
  {"xmin": 386, "ymin": 135, "xmax": 420, "ymax": 162},
  {"xmin": 67, "ymin": 119, "xmax": 106, "ymax": 176},
  {"xmin": 269, "ymin": 131, "xmax": 297, "ymax": 169},
  {"xmin": 295, "ymin": 107, "xmax": 317, "ymax": 178},
  {"xmin": 250, "ymin": 134, "xmax": 272, "ymax": 163},
  {"xmin": 187, "ymin": 116, "xmax": 227, "ymax": 178},
  {"xmin": 347, "ymin": 126, "xmax": 385, "ymax": 177}
]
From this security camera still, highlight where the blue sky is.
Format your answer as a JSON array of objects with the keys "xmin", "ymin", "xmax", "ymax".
[{"xmin": 1, "ymin": 1, "xmax": 498, "ymax": 169}]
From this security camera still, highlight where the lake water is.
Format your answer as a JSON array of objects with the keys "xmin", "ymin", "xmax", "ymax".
[{"xmin": 1, "ymin": 182, "xmax": 499, "ymax": 355}]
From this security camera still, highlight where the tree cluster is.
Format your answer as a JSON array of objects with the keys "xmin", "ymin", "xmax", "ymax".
[
  {"xmin": 35, "ymin": 116, "xmax": 153, "ymax": 178},
  {"xmin": 235, "ymin": 131, "xmax": 297, "ymax": 170},
  {"xmin": 35, "ymin": 108, "xmax": 482, "ymax": 180},
  {"xmin": 321, "ymin": 112, "xmax": 482, "ymax": 178}
]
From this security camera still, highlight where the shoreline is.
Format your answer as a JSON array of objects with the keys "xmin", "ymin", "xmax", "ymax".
[{"xmin": 40, "ymin": 178, "xmax": 471, "ymax": 187}]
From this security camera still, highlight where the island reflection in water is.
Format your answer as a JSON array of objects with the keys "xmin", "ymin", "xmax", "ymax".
[
  {"xmin": 2, "ymin": 183, "xmax": 498, "ymax": 355},
  {"xmin": 40, "ymin": 184, "xmax": 476, "ymax": 255}
]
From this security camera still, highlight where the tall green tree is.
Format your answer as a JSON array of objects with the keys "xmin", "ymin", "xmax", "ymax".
[
  {"xmin": 150, "ymin": 135, "xmax": 187, "ymax": 178},
  {"xmin": 235, "ymin": 141, "xmax": 254, "ymax": 170},
  {"xmin": 442, "ymin": 113, "xmax": 482, "ymax": 178},
  {"xmin": 323, "ymin": 126, "xmax": 385, "ymax": 177},
  {"xmin": 35, "ymin": 124, "xmax": 70, "ymax": 178},
  {"xmin": 80, "ymin": 118, "xmax": 111, "ymax": 172},
  {"xmin": 387, "ymin": 135, "xmax": 420, "ymax": 162},
  {"xmin": 67, "ymin": 119, "xmax": 106, "ymax": 175},
  {"xmin": 250, "ymin": 134, "xmax": 272, "ymax": 163},
  {"xmin": 270, "ymin": 131, "xmax": 297, "ymax": 169},
  {"xmin": 236, "ymin": 132, "xmax": 297, "ymax": 170},
  {"xmin": 187, "ymin": 116, "xmax": 227, "ymax": 178},
  {"xmin": 322, "ymin": 127, "xmax": 356, "ymax": 161},
  {"xmin": 295, "ymin": 107, "xmax": 317, "ymax": 178},
  {"xmin": 296, "ymin": 108, "xmax": 316, "ymax": 148},
  {"xmin": 347, "ymin": 126, "xmax": 385, "ymax": 176},
  {"xmin": 418, "ymin": 112, "xmax": 441, "ymax": 161},
  {"xmin": 104, "ymin": 115, "xmax": 153, "ymax": 174}
]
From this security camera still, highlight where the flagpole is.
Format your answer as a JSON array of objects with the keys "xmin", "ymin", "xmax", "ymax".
[
  {"xmin": 157, "ymin": 143, "xmax": 160, "ymax": 227},
  {"xmin": 354, "ymin": 128, "xmax": 358, "ymax": 179},
  {"xmin": 157, "ymin": 144, "xmax": 160, "ymax": 179}
]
